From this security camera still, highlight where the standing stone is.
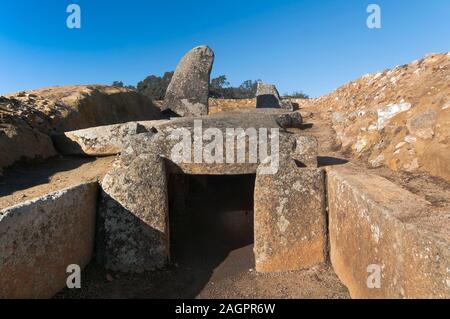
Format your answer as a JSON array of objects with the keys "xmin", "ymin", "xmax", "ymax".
[
  {"xmin": 97, "ymin": 133, "xmax": 170, "ymax": 273},
  {"xmin": 254, "ymin": 160, "xmax": 327, "ymax": 273},
  {"xmin": 162, "ymin": 45, "xmax": 214, "ymax": 117},
  {"xmin": 256, "ymin": 82, "xmax": 293, "ymax": 111}
]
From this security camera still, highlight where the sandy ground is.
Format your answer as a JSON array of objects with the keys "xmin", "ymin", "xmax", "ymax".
[
  {"xmin": 55, "ymin": 247, "xmax": 349, "ymax": 299},
  {"xmin": 0, "ymin": 156, "xmax": 115, "ymax": 209}
]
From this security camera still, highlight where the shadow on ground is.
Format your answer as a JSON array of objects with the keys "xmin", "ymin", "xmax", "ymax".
[
  {"xmin": 317, "ymin": 156, "xmax": 349, "ymax": 167},
  {"xmin": 0, "ymin": 157, "xmax": 95, "ymax": 197}
]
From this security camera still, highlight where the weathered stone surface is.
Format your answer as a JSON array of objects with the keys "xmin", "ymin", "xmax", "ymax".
[
  {"xmin": 256, "ymin": 82, "xmax": 293, "ymax": 110},
  {"xmin": 256, "ymin": 83, "xmax": 281, "ymax": 108},
  {"xmin": 275, "ymin": 112, "xmax": 303, "ymax": 128},
  {"xmin": 292, "ymin": 135, "xmax": 318, "ymax": 167},
  {"xmin": 0, "ymin": 123, "xmax": 57, "ymax": 175},
  {"xmin": 52, "ymin": 121, "xmax": 168, "ymax": 156},
  {"xmin": 254, "ymin": 161, "xmax": 327, "ymax": 273},
  {"xmin": 407, "ymin": 109, "xmax": 438, "ymax": 140},
  {"xmin": 162, "ymin": 46, "xmax": 214, "ymax": 117},
  {"xmin": 98, "ymin": 139, "xmax": 169, "ymax": 272},
  {"xmin": 0, "ymin": 183, "xmax": 98, "ymax": 298},
  {"xmin": 327, "ymin": 164, "xmax": 450, "ymax": 298}
]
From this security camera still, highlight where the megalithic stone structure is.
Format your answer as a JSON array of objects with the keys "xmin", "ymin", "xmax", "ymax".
[
  {"xmin": 256, "ymin": 82, "xmax": 293, "ymax": 111},
  {"xmin": 162, "ymin": 45, "xmax": 215, "ymax": 117}
]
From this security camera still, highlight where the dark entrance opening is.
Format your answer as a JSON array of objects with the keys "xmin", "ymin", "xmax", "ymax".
[{"xmin": 168, "ymin": 173, "xmax": 255, "ymax": 293}]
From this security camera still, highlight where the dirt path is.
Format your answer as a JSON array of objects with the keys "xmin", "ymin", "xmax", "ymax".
[{"xmin": 55, "ymin": 246, "xmax": 349, "ymax": 299}]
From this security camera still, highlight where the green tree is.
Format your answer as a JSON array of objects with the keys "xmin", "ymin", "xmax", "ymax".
[
  {"xmin": 284, "ymin": 91, "xmax": 310, "ymax": 99},
  {"xmin": 136, "ymin": 71, "xmax": 174, "ymax": 100},
  {"xmin": 210, "ymin": 77, "xmax": 261, "ymax": 99},
  {"xmin": 112, "ymin": 81, "xmax": 136, "ymax": 90},
  {"xmin": 112, "ymin": 81, "xmax": 124, "ymax": 87},
  {"xmin": 209, "ymin": 75, "xmax": 231, "ymax": 98},
  {"xmin": 236, "ymin": 79, "xmax": 260, "ymax": 98}
]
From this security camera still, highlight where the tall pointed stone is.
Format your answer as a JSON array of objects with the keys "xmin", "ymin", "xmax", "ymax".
[{"xmin": 162, "ymin": 45, "xmax": 214, "ymax": 117}]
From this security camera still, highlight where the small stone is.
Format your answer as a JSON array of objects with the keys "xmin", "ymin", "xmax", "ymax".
[
  {"xmin": 256, "ymin": 82, "xmax": 293, "ymax": 110},
  {"xmin": 370, "ymin": 154, "xmax": 385, "ymax": 168},
  {"xmin": 407, "ymin": 109, "xmax": 437, "ymax": 140},
  {"xmin": 404, "ymin": 135, "xmax": 417, "ymax": 144}
]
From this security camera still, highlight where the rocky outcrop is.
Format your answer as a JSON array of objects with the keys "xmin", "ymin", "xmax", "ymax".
[
  {"xmin": 3, "ymin": 85, "xmax": 161, "ymax": 134},
  {"xmin": 0, "ymin": 85, "xmax": 161, "ymax": 173},
  {"xmin": 162, "ymin": 46, "xmax": 214, "ymax": 117},
  {"xmin": 304, "ymin": 53, "xmax": 450, "ymax": 181},
  {"xmin": 0, "ymin": 123, "xmax": 57, "ymax": 175},
  {"xmin": 0, "ymin": 183, "xmax": 98, "ymax": 298},
  {"xmin": 327, "ymin": 164, "xmax": 449, "ymax": 298}
]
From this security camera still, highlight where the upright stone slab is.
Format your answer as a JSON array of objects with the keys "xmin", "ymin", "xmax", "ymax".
[
  {"xmin": 327, "ymin": 164, "xmax": 450, "ymax": 298},
  {"xmin": 254, "ymin": 160, "xmax": 327, "ymax": 273},
  {"xmin": 0, "ymin": 183, "xmax": 97, "ymax": 298},
  {"xmin": 98, "ymin": 133, "xmax": 170, "ymax": 273},
  {"xmin": 256, "ymin": 82, "xmax": 293, "ymax": 111},
  {"xmin": 162, "ymin": 45, "xmax": 214, "ymax": 117}
]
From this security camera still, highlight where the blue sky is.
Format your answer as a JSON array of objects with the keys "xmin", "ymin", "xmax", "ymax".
[{"xmin": 0, "ymin": 0, "xmax": 449, "ymax": 97}]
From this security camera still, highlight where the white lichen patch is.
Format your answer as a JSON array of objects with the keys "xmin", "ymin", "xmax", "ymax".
[
  {"xmin": 277, "ymin": 215, "xmax": 290, "ymax": 233},
  {"xmin": 377, "ymin": 103, "xmax": 412, "ymax": 129},
  {"xmin": 370, "ymin": 224, "xmax": 381, "ymax": 243},
  {"xmin": 370, "ymin": 154, "xmax": 385, "ymax": 168},
  {"xmin": 354, "ymin": 137, "xmax": 368, "ymax": 153},
  {"xmin": 404, "ymin": 135, "xmax": 417, "ymax": 144}
]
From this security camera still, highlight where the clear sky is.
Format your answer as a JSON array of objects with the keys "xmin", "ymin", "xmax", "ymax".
[{"xmin": 0, "ymin": 0, "xmax": 449, "ymax": 97}]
